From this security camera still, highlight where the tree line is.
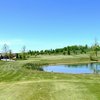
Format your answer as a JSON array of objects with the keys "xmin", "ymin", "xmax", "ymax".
[
  {"xmin": 28, "ymin": 39, "xmax": 100, "ymax": 57},
  {"xmin": 28, "ymin": 44, "xmax": 100, "ymax": 56},
  {"xmin": 0, "ymin": 44, "xmax": 27, "ymax": 60},
  {"xmin": 0, "ymin": 40, "xmax": 100, "ymax": 61}
]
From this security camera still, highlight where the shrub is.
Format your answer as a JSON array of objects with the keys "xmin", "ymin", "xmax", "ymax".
[{"xmin": 23, "ymin": 63, "xmax": 48, "ymax": 71}]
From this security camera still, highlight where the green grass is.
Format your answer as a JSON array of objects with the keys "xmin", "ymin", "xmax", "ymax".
[
  {"xmin": 0, "ymin": 54, "xmax": 100, "ymax": 100},
  {"xmin": 0, "ymin": 79, "xmax": 100, "ymax": 100},
  {"xmin": 26, "ymin": 54, "xmax": 100, "ymax": 65}
]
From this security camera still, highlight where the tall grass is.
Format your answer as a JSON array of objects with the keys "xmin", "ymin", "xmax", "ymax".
[{"xmin": 22, "ymin": 63, "xmax": 48, "ymax": 71}]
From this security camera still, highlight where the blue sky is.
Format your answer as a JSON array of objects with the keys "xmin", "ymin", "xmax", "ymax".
[{"xmin": 0, "ymin": 0, "xmax": 100, "ymax": 52}]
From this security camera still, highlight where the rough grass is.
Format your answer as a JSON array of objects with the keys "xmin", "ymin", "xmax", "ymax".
[
  {"xmin": 0, "ymin": 55, "xmax": 100, "ymax": 100},
  {"xmin": 26, "ymin": 54, "xmax": 99, "ymax": 65}
]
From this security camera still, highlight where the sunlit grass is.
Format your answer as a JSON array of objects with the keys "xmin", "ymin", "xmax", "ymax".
[{"xmin": 0, "ymin": 55, "xmax": 100, "ymax": 100}]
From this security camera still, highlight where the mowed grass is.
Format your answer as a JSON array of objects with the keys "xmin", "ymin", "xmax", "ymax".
[
  {"xmin": 0, "ymin": 55, "xmax": 100, "ymax": 100},
  {"xmin": 0, "ymin": 80, "xmax": 100, "ymax": 100}
]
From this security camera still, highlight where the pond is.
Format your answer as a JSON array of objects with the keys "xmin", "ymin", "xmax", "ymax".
[{"xmin": 43, "ymin": 63, "xmax": 100, "ymax": 74}]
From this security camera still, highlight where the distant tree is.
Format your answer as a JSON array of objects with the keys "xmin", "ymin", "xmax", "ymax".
[
  {"xmin": 8, "ymin": 50, "xmax": 13, "ymax": 59},
  {"xmin": 22, "ymin": 46, "xmax": 26, "ymax": 60},
  {"xmin": 92, "ymin": 38, "xmax": 99, "ymax": 57},
  {"xmin": 85, "ymin": 44, "xmax": 88, "ymax": 49},
  {"xmin": 0, "ymin": 55, "xmax": 3, "ymax": 59},
  {"xmin": 73, "ymin": 49, "xmax": 77, "ymax": 54},
  {"xmin": 2, "ymin": 44, "xmax": 9, "ymax": 60},
  {"xmin": 19, "ymin": 55, "xmax": 22, "ymax": 59},
  {"xmin": 63, "ymin": 47, "xmax": 67, "ymax": 51},
  {"xmin": 63, "ymin": 51, "xmax": 66, "ymax": 55},
  {"xmin": 16, "ymin": 53, "xmax": 19, "ymax": 59},
  {"xmin": 40, "ymin": 50, "xmax": 44, "ymax": 55},
  {"xmin": 67, "ymin": 46, "xmax": 71, "ymax": 55},
  {"xmin": 71, "ymin": 45, "xmax": 78, "ymax": 54},
  {"xmin": 80, "ymin": 46, "xmax": 85, "ymax": 54},
  {"xmin": 82, "ymin": 44, "xmax": 88, "ymax": 54},
  {"xmin": 89, "ymin": 39, "xmax": 99, "ymax": 61},
  {"xmin": 28, "ymin": 50, "xmax": 33, "ymax": 55}
]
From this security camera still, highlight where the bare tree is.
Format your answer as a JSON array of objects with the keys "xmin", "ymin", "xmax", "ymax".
[
  {"xmin": 90, "ymin": 38, "xmax": 99, "ymax": 61},
  {"xmin": 2, "ymin": 44, "xmax": 9, "ymax": 60},
  {"xmin": 93, "ymin": 38, "xmax": 99, "ymax": 56},
  {"xmin": 22, "ymin": 46, "xmax": 26, "ymax": 60},
  {"xmin": 22, "ymin": 46, "xmax": 26, "ymax": 53}
]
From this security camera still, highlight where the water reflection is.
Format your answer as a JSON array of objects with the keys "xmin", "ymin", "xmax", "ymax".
[
  {"xmin": 90, "ymin": 63, "xmax": 100, "ymax": 74},
  {"xmin": 43, "ymin": 63, "xmax": 100, "ymax": 74}
]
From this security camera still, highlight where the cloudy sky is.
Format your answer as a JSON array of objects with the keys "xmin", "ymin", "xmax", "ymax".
[{"xmin": 0, "ymin": 0, "xmax": 100, "ymax": 52}]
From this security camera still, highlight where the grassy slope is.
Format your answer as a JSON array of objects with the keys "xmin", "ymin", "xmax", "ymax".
[{"xmin": 0, "ymin": 54, "xmax": 100, "ymax": 100}]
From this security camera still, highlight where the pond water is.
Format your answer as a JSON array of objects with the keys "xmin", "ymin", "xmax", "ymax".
[{"xmin": 43, "ymin": 63, "xmax": 100, "ymax": 74}]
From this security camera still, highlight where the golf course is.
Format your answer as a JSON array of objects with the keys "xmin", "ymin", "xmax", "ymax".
[
  {"xmin": 0, "ymin": 54, "xmax": 100, "ymax": 100},
  {"xmin": 0, "ymin": 0, "xmax": 100, "ymax": 99}
]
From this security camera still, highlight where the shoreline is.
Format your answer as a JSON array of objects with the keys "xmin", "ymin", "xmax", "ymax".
[{"xmin": 48, "ymin": 61, "xmax": 100, "ymax": 66}]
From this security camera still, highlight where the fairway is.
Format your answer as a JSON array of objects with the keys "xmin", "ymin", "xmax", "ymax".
[
  {"xmin": 0, "ymin": 56, "xmax": 100, "ymax": 100},
  {"xmin": 0, "ymin": 0, "xmax": 100, "ymax": 99},
  {"xmin": 0, "ymin": 79, "xmax": 99, "ymax": 100}
]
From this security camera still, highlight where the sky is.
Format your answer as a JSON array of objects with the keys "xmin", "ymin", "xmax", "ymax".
[{"xmin": 0, "ymin": 0, "xmax": 100, "ymax": 52}]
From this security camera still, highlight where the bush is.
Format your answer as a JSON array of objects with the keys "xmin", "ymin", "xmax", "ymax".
[
  {"xmin": 89, "ymin": 51, "xmax": 98, "ymax": 61},
  {"xmin": 23, "ymin": 63, "xmax": 48, "ymax": 71},
  {"xmin": 89, "ymin": 55, "xmax": 98, "ymax": 61}
]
